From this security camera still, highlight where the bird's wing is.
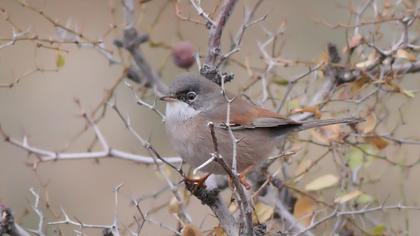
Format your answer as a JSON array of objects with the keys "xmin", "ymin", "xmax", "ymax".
[
  {"xmin": 230, "ymin": 107, "xmax": 301, "ymax": 130},
  {"xmin": 208, "ymin": 98, "xmax": 302, "ymax": 130}
]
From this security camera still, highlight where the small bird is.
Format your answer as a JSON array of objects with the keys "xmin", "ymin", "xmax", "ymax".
[{"xmin": 161, "ymin": 73, "xmax": 360, "ymax": 176}]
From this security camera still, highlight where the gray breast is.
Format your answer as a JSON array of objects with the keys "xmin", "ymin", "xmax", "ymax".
[{"xmin": 165, "ymin": 112, "xmax": 278, "ymax": 174}]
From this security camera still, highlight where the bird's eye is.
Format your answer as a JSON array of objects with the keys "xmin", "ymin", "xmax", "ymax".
[{"xmin": 186, "ymin": 91, "xmax": 197, "ymax": 101}]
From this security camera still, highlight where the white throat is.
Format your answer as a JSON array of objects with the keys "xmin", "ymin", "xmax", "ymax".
[{"xmin": 165, "ymin": 101, "xmax": 200, "ymax": 123}]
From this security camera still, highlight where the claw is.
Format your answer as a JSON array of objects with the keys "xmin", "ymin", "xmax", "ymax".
[
  {"xmin": 230, "ymin": 165, "xmax": 255, "ymax": 190},
  {"xmin": 239, "ymin": 174, "xmax": 251, "ymax": 190},
  {"xmin": 184, "ymin": 173, "xmax": 211, "ymax": 188}
]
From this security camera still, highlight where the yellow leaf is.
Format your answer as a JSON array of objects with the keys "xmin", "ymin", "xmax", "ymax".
[
  {"xmin": 371, "ymin": 224, "xmax": 385, "ymax": 235},
  {"xmin": 294, "ymin": 159, "xmax": 313, "ymax": 182},
  {"xmin": 56, "ymin": 53, "xmax": 65, "ymax": 68},
  {"xmin": 396, "ymin": 49, "xmax": 417, "ymax": 62},
  {"xmin": 168, "ymin": 196, "xmax": 181, "ymax": 214},
  {"xmin": 305, "ymin": 174, "xmax": 339, "ymax": 191},
  {"xmin": 293, "ymin": 196, "xmax": 317, "ymax": 226},
  {"xmin": 273, "ymin": 77, "xmax": 289, "ymax": 86},
  {"xmin": 252, "ymin": 202, "xmax": 274, "ymax": 223},
  {"xmin": 287, "ymin": 99, "xmax": 300, "ymax": 112},
  {"xmin": 213, "ymin": 226, "xmax": 226, "ymax": 236},
  {"xmin": 182, "ymin": 224, "xmax": 204, "ymax": 236},
  {"xmin": 334, "ymin": 190, "xmax": 362, "ymax": 204}
]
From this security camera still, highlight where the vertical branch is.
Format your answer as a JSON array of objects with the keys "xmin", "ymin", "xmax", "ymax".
[
  {"xmin": 205, "ymin": 0, "xmax": 238, "ymax": 65},
  {"xmin": 117, "ymin": 0, "xmax": 169, "ymax": 97},
  {"xmin": 28, "ymin": 188, "xmax": 46, "ymax": 236},
  {"xmin": 208, "ymin": 123, "xmax": 253, "ymax": 236}
]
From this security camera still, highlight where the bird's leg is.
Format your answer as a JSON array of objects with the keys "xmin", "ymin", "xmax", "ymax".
[{"xmin": 228, "ymin": 165, "xmax": 254, "ymax": 190}]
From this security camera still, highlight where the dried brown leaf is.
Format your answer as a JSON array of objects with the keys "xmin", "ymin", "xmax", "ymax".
[
  {"xmin": 182, "ymin": 224, "xmax": 204, "ymax": 236},
  {"xmin": 364, "ymin": 135, "xmax": 389, "ymax": 150},
  {"xmin": 293, "ymin": 195, "xmax": 317, "ymax": 226},
  {"xmin": 291, "ymin": 106, "xmax": 321, "ymax": 119},
  {"xmin": 311, "ymin": 124, "xmax": 341, "ymax": 144},
  {"xmin": 350, "ymin": 76, "xmax": 370, "ymax": 94},
  {"xmin": 359, "ymin": 113, "xmax": 377, "ymax": 133},
  {"xmin": 396, "ymin": 49, "xmax": 417, "ymax": 62},
  {"xmin": 319, "ymin": 49, "xmax": 329, "ymax": 64}
]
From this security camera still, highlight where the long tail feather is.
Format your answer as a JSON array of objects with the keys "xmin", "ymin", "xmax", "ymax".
[{"xmin": 295, "ymin": 117, "xmax": 364, "ymax": 132}]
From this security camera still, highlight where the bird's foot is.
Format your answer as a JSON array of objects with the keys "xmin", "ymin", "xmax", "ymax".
[
  {"xmin": 184, "ymin": 173, "xmax": 211, "ymax": 188},
  {"xmin": 239, "ymin": 174, "xmax": 251, "ymax": 190},
  {"xmin": 229, "ymin": 165, "xmax": 255, "ymax": 190}
]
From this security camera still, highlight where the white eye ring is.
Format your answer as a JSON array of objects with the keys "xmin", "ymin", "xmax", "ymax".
[{"xmin": 186, "ymin": 91, "xmax": 197, "ymax": 101}]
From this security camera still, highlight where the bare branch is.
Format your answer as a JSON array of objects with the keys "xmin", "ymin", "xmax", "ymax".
[
  {"xmin": 207, "ymin": 123, "xmax": 253, "ymax": 236},
  {"xmin": 189, "ymin": 0, "xmax": 216, "ymax": 26}
]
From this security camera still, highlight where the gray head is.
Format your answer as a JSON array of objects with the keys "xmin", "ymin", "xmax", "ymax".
[
  {"xmin": 161, "ymin": 73, "xmax": 223, "ymax": 123},
  {"xmin": 161, "ymin": 73, "xmax": 222, "ymax": 111}
]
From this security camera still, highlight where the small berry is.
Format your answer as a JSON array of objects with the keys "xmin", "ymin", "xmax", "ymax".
[{"xmin": 172, "ymin": 41, "xmax": 196, "ymax": 69}]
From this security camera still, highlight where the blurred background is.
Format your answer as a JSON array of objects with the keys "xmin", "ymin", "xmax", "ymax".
[{"xmin": 1, "ymin": 0, "xmax": 420, "ymax": 235}]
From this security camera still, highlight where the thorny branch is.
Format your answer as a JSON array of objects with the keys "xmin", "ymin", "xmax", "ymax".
[
  {"xmin": 294, "ymin": 203, "xmax": 420, "ymax": 236},
  {"xmin": 0, "ymin": 115, "xmax": 182, "ymax": 166},
  {"xmin": 208, "ymin": 122, "xmax": 253, "ymax": 236},
  {"xmin": 204, "ymin": 0, "xmax": 238, "ymax": 66},
  {"xmin": 190, "ymin": 0, "xmax": 267, "ymax": 85},
  {"xmin": 113, "ymin": 0, "xmax": 168, "ymax": 97}
]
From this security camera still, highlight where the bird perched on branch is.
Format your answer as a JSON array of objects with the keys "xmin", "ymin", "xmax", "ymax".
[{"xmin": 161, "ymin": 73, "xmax": 361, "ymax": 178}]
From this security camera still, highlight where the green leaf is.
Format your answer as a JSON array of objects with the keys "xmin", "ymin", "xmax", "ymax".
[
  {"xmin": 287, "ymin": 99, "xmax": 300, "ymax": 111},
  {"xmin": 346, "ymin": 147, "xmax": 363, "ymax": 171},
  {"xmin": 371, "ymin": 224, "xmax": 385, "ymax": 235},
  {"xmin": 346, "ymin": 144, "xmax": 378, "ymax": 170},
  {"xmin": 273, "ymin": 78, "xmax": 289, "ymax": 86},
  {"xmin": 56, "ymin": 53, "xmax": 65, "ymax": 68},
  {"xmin": 356, "ymin": 193, "xmax": 374, "ymax": 204},
  {"xmin": 361, "ymin": 144, "xmax": 378, "ymax": 167}
]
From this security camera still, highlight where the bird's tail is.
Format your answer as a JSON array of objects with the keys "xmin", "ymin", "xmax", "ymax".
[{"xmin": 295, "ymin": 117, "xmax": 363, "ymax": 132}]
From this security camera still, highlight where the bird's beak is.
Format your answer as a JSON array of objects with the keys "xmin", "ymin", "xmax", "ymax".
[{"xmin": 159, "ymin": 95, "xmax": 177, "ymax": 102}]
